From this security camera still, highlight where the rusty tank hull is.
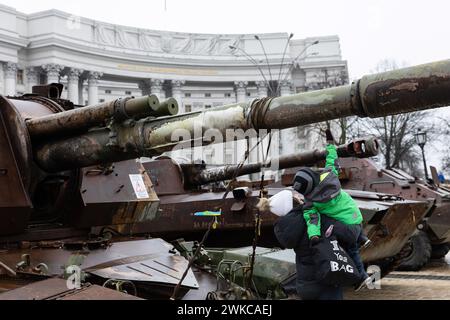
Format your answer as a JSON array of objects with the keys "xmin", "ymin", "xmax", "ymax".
[
  {"xmin": 0, "ymin": 86, "xmax": 194, "ymax": 299},
  {"xmin": 0, "ymin": 238, "xmax": 198, "ymax": 300},
  {"xmin": 339, "ymin": 157, "xmax": 450, "ymax": 244},
  {"xmin": 338, "ymin": 157, "xmax": 450, "ymax": 269}
]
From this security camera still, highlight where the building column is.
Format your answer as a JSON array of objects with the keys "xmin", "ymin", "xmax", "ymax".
[
  {"xmin": 67, "ymin": 68, "xmax": 83, "ymax": 104},
  {"xmin": 171, "ymin": 80, "xmax": 185, "ymax": 112},
  {"xmin": 150, "ymin": 79, "xmax": 164, "ymax": 99},
  {"xmin": 88, "ymin": 72, "xmax": 103, "ymax": 105},
  {"xmin": 138, "ymin": 80, "xmax": 151, "ymax": 96},
  {"xmin": 26, "ymin": 67, "xmax": 39, "ymax": 93},
  {"xmin": 280, "ymin": 80, "xmax": 293, "ymax": 96},
  {"xmin": 234, "ymin": 81, "xmax": 248, "ymax": 102},
  {"xmin": 3, "ymin": 62, "xmax": 17, "ymax": 96},
  {"xmin": 42, "ymin": 63, "xmax": 64, "ymax": 84},
  {"xmin": 79, "ymin": 77, "xmax": 86, "ymax": 106},
  {"xmin": 256, "ymin": 81, "xmax": 268, "ymax": 98},
  {"xmin": 279, "ymin": 80, "xmax": 297, "ymax": 155}
]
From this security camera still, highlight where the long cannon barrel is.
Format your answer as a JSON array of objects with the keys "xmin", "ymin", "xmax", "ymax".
[
  {"xmin": 26, "ymin": 95, "xmax": 178, "ymax": 138},
  {"xmin": 182, "ymin": 136, "xmax": 380, "ymax": 186},
  {"xmin": 32, "ymin": 59, "xmax": 450, "ymax": 172}
]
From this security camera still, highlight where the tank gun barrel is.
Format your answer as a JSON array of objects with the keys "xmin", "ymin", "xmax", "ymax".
[
  {"xmin": 31, "ymin": 59, "xmax": 450, "ymax": 172},
  {"xmin": 182, "ymin": 136, "xmax": 379, "ymax": 186},
  {"xmin": 26, "ymin": 94, "xmax": 170, "ymax": 138},
  {"xmin": 250, "ymin": 59, "xmax": 450, "ymax": 130}
]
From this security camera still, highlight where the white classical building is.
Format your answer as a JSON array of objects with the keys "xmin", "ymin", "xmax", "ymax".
[{"xmin": 0, "ymin": 4, "xmax": 348, "ymax": 168}]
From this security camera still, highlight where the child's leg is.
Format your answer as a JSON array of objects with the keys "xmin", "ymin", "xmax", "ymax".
[
  {"xmin": 347, "ymin": 244, "xmax": 369, "ymax": 280},
  {"xmin": 343, "ymin": 224, "xmax": 368, "ymax": 279},
  {"xmin": 357, "ymin": 229, "xmax": 371, "ymax": 248}
]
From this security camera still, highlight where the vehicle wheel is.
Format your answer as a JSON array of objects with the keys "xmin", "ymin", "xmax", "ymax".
[
  {"xmin": 431, "ymin": 242, "xmax": 450, "ymax": 259},
  {"xmin": 396, "ymin": 231, "xmax": 432, "ymax": 271}
]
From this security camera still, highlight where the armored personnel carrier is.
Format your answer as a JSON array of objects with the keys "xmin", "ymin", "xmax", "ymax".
[{"xmin": 338, "ymin": 157, "xmax": 450, "ymax": 270}]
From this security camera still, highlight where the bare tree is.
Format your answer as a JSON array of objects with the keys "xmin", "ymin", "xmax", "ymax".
[
  {"xmin": 352, "ymin": 59, "xmax": 435, "ymax": 174},
  {"xmin": 306, "ymin": 68, "xmax": 355, "ymax": 144},
  {"xmin": 355, "ymin": 112, "xmax": 433, "ymax": 170},
  {"xmin": 441, "ymin": 153, "xmax": 450, "ymax": 174}
]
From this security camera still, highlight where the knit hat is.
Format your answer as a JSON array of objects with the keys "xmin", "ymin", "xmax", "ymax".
[{"xmin": 292, "ymin": 168, "xmax": 319, "ymax": 196}]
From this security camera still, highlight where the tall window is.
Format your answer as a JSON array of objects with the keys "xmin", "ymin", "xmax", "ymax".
[
  {"xmin": 125, "ymin": 90, "xmax": 132, "ymax": 95},
  {"xmin": 205, "ymin": 93, "xmax": 211, "ymax": 97},
  {"xmin": 39, "ymin": 74, "xmax": 46, "ymax": 85},
  {"xmin": 224, "ymin": 93, "xmax": 231, "ymax": 98},
  {"xmin": 185, "ymin": 104, "xmax": 192, "ymax": 112},
  {"xmin": 205, "ymin": 105, "xmax": 211, "ymax": 109},
  {"xmin": 16, "ymin": 70, "xmax": 24, "ymax": 85},
  {"xmin": 185, "ymin": 93, "xmax": 191, "ymax": 98},
  {"xmin": 105, "ymin": 89, "xmax": 111, "ymax": 94}
]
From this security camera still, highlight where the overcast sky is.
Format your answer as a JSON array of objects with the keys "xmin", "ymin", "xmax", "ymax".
[
  {"xmin": 2, "ymin": 0, "xmax": 450, "ymax": 170},
  {"xmin": 4, "ymin": 0, "xmax": 450, "ymax": 79}
]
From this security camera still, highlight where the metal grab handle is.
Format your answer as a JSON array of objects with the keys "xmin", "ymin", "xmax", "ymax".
[{"xmin": 369, "ymin": 181, "xmax": 396, "ymax": 188}]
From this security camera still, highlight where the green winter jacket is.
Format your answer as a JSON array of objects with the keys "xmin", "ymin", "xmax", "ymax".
[{"xmin": 303, "ymin": 144, "xmax": 363, "ymax": 239}]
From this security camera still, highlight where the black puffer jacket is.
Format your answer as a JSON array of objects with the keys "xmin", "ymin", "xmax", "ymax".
[{"xmin": 288, "ymin": 206, "xmax": 344, "ymax": 300}]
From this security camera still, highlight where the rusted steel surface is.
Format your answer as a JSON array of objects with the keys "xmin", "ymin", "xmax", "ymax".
[
  {"xmin": 33, "ymin": 117, "xmax": 157, "ymax": 172},
  {"xmin": 116, "ymin": 189, "xmax": 277, "ymax": 239},
  {"xmin": 26, "ymin": 95, "xmax": 161, "ymax": 139},
  {"xmin": 182, "ymin": 267, "xmax": 218, "ymax": 300},
  {"xmin": 143, "ymin": 158, "xmax": 186, "ymax": 195},
  {"xmin": 0, "ymin": 97, "xmax": 38, "ymax": 190},
  {"xmin": 0, "ymin": 278, "xmax": 142, "ymax": 300},
  {"xmin": 182, "ymin": 137, "xmax": 379, "ymax": 186},
  {"xmin": 0, "ymin": 97, "xmax": 32, "ymax": 235},
  {"xmin": 427, "ymin": 202, "xmax": 450, "ymax": 242},
  {"xmin": 361, "ymin": 201, "xmax": 432, "ymax": 262},
  {"xmin": 0, "ymin": 238, "xmax": 198, "ymax": 299},
  {"xmin": 60, "ymin": 283, "xmax": 143, "ymax": 300},
  {"xmin": 339, "ymin": 157, "xmax": 450, "ymax": 243},
  {"xmin": 21, "ymin": 59, "xmax": 450, "ymax": 172}
]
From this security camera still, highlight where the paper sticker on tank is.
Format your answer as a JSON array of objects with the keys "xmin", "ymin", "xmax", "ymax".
[{"xmin": 129, "ymin": 174, "xmax": 149, "ymax": 199}]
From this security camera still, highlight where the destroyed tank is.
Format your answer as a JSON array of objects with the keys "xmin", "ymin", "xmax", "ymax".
[
  {"xmin": 338, "ymin": 157, "xmax": 450, "ymax": 270},
  {"xmin": 1, "ymin": 59, "xmax": 450, "ymax": 299}
]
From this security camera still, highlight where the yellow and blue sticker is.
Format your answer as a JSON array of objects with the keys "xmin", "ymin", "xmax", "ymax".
[{"xmin": 194, "ymin": 210, "xmax": 222, "ymax": 217}]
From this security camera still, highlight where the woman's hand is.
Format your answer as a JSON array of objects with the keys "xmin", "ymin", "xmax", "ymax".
[{"xmin": 292, "ymin": 191, "xmax": 304, "ymax": 205}]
